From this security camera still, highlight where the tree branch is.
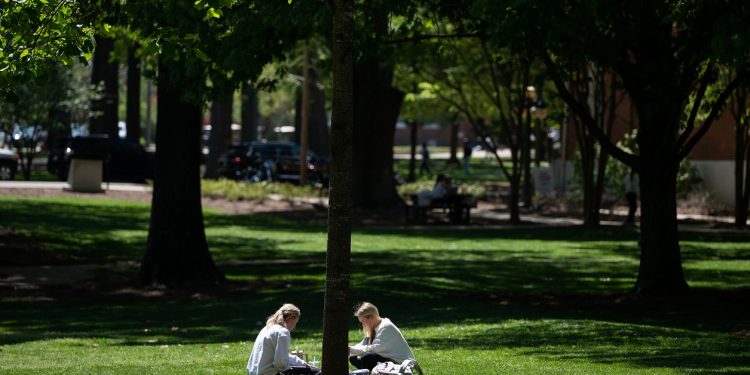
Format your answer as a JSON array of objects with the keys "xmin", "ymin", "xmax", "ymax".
[
  {"xmin": 678, "ymin": 68, "xmax": 748, "ymax": 161},
  {"xmin": 542, "ymin": 51, "xmax": 638, "ymax": 169},
  {"xmin": 676, "ymin": 63, "xmax": 714, "ymax": 148}
]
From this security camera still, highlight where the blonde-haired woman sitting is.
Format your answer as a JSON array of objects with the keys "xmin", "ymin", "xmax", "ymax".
[
  {"xmin": 246, "ymin": 303, "xmax": 320, "ymax": 375},
  {"xmin": 348, "ymin": 302, "xmax": 415, "ymax": 371}
]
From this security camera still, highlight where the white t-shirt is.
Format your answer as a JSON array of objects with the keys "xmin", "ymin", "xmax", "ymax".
[
  {"xmin": 349, "ymin": 318, "xmax": 415, "ymax": 363},
  {"xmin": 247, "ymin": 324, "xmax": 306, "ymax": 375}
]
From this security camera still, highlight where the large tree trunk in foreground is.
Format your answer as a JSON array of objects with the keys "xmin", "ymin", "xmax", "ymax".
[
  {"xmin": 139, "ymin": 62, "xmax": 225, "ymax": 287},
  {"xmin": 90, "ymin": 35, "xmax": 119, "ymax": 138},
  {"xmin": 322, "ymin": 0, "xmax": 353, "ymax": 373},
  {"xmin": 636, "ymin": 153, "xmax": 688, "ymax": 294}
]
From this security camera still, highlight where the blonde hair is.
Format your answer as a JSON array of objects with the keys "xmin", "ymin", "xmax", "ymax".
[
  {"xmin": 354, "ymin": 302, "xmax": 380, "ymax": 319},
  {"xmin": 266, "ymin": 303, "xmax": 301, "ymax": 328},
  {"xmin": 354, "ymin": 302, "xmax": 380, "ymax": 343}
]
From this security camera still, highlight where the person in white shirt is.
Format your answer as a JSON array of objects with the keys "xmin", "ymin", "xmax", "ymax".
[
  {"xmin": 348, "ymin": 302, "xmax": 415, "ymax": 371},
  {"xmin": 247, "ymin": 303, "xmax": 320, "ymax": 375}
]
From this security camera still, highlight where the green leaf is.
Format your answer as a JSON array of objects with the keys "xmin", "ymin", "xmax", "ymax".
[
  {"xmin": 194, "ymin": 48, "xmax": 210, "ymax": 62},
  {"xmin": 207, "ymin": 8, "xmax": 222, "ymax": 18}
]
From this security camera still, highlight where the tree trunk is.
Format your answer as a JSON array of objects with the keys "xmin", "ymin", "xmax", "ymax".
[
  {"xmin": 634, "ymin": 103, "xmax": 689, "ymax": 293},
  {"xmin": 407, "ymin": 120, "xmax": 417, "ymax": 182},
  {"xmin": 90, "ymin": 35, "xmax": 119, "ymax": 138},
  {"xmin": 508, "ymin": 172, "xmax": 521, "ymax": 224},
  {"xmin": 734, "ymin": 120, "xmax": 746, "ymax": 227},
  {"xmin": 448, "ymin": 121, "xmax": 459, "ymax": 165},
  {"xmin": 139, "ymin": 62, "xmax": 225, "ymax": 287},
  {"xmin": 521, "ymin": 112, "xmax": 533, "ymax": 207},
  {"xmin": 322, "ymin": 0, "xmax": 353, "ymax": 373},
  {"xmin": 593, "ymin": 146, "xmax": 608, "ymax": 223},
  {"xmin": 295, "ymin": 68, "xmax": 330, "ymax": 156},
  {"xmin": 204, "ymin": 85, "xmax": 233, "ymax": 179},
  {"xmin": 636, "ymin": 154, "xmax": 688, "ymax": 294},
  {"xmin": 352, "ymin": 62, "xmax": 404, "ymax": 208},
  {"xmin": 241, "ymin": 83, "xmax": 259, "ymax": 143},
  {"xmin": 126, "ymin": 46, "xmax": 141, "ymax": 143}
]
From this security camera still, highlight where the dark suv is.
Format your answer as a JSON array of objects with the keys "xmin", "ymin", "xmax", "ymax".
[
  {"xmin": 47, "ymin": 135, "xmax": 154, "ymax": 183},
  {"xmin": 219, "ymin": 141, "xmax": 328, "ymax": 185}
]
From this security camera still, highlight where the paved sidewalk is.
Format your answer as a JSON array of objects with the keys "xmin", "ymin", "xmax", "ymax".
[{"xmin": 0, "ymin": 180, "xmax": 151, "ymax": 192}]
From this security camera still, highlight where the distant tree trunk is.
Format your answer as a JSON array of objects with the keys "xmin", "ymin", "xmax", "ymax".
[
  {"xmin": 448, "ymin": 120, "xmax": 459, "ymax": 165},
  {"xmin": 407, "ymin": 120, "xmax": 418, "ymax": 182},
  {"xmin": 351, "ymin": 4, "xmax": 403, "ymax": 209},
  {"xmin": 572, "ymin": 65, "xmax": 620, "ymax": 227},
  {"xmin": 295, "ymin": 68, "xmax": 330, "ymax": 156},
  {"xmin": 90, "ymin": 35, "xmax": 119, "ymax": 138},
  {"xmin": 732, "ymin": 81, "xmax": 749, "ymax": 228},
  {"xmin": 521, "ymin": 110, "xmax": 533, "ymax": 207},
  {"xmin": 204, "ymin": 84, "xmax": 233, "ymax": 179},
  {"xmin": 534, "ymin": 118, "xmax": 544, "ymax": 166},
  {"xmin": 126, "ymin": 46, "xmax": 141, "ymax": 143},
  {"xmin": 139, "ymin": 61, "xmax": 225, "ymax": 287},
  {"xmin": 322, "ymin": 0, "xmax": 353, "ymax": 374},
  {"xmin": 241, "ymin": 83, "xmax": 259, "ymax": 143},
  {"xmin": 353, "ymin": 62, "xmax": 404, "ymax": 208}
]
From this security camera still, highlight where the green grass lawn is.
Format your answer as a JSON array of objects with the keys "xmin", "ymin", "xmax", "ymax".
[{"xmin": 1, "ymin": 196, "xmax": 749, "ymax": 374}]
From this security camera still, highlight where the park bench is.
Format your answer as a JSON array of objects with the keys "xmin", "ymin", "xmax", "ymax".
[{"xmin": 404, "ymin": 193, "xmax": 477, "ymax": 224}]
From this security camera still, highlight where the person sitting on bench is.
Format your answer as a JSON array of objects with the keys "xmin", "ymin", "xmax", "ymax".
[{"xmin": 416, "ymin": 174, "xmax": 453, "ymax": 207}]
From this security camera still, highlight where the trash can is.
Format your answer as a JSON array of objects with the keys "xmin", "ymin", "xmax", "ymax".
[{"xmin": 66, "ymin": 135, "xmax": 109, "ymax": 193}]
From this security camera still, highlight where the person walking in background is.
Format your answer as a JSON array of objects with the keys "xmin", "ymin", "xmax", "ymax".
[
  {"xmin": 246, "ymin": 303, "xmax": 320, "ymax": 375},
  {"xmin": 419, "ymin": 142, "xmax": 430, "ymax": 175},
  {"xmin": 462, "ymin": 138, "xmax": 473, "ymax": 176},
  {"xmin": 349, "ymin": 302, "xmax": 415, "ymax": 372}
]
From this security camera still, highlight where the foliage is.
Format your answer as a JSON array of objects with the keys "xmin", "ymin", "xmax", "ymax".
[
  {"xmin": 397, "ymin": 179, "xmax": 486, "ymax": 199},
  {"xmin": 571, "ymin": 129, "xmax": 705, "ymax": 202},
  {"xmin": 121, "ymin": 0, "xmax": 326, "ymax": 103},
  {"xmin": 0, "ymin": 0, "xmax": 94, "ymax": 101},
  {"xmin": 201, "ymin": 178, "xmax": 322, "ymax": 201}
]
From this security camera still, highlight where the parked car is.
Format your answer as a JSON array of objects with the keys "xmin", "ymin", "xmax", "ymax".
[
  {"xmin": 218, "ymin": 141, "xmax": 329, "ymax": 186},
  {"xmin": 0, "ymin": 148, "xmax": 19, "ymax": 180},
  {"xmin": 47, "ymin": 135, "xmax": 154, "ymax": 183}
]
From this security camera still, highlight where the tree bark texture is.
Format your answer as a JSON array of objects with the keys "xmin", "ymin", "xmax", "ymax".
[
  {"xmin": 90, "ymin": 35, "xmax": 119, "ymax": 138},
  {"xmin": 204, "ymin": 85, "xmax": 234, "ymax": 179},
  {"xmin": 322, "ymin": 0, "xmax": 353, "ymax": 374},
  {"xmin": 635, "ymin": 149, "xmax": 688, "ymax": 294},
  {"xmin": 126, "ymin": 46, "xmax": 141, "ymax": 143},
  {"xmin": 139, "ymin": 62, "xmax": 225, "ymax": 287}
]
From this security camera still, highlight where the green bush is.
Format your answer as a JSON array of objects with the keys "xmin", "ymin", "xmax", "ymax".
[{"xmin": 201, "ymin": 179, "xmax": 321, "ymax": 201}]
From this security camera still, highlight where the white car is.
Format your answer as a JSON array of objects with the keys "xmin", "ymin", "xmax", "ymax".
[{"xmin": 0, "ymin": 148, "xmax": 19, "ymax": 180}]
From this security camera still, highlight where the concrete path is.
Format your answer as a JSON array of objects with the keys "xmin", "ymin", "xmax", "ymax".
[{"xmin": 0, "ymin": 180, "xmax": 151, "ymax": 192}]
